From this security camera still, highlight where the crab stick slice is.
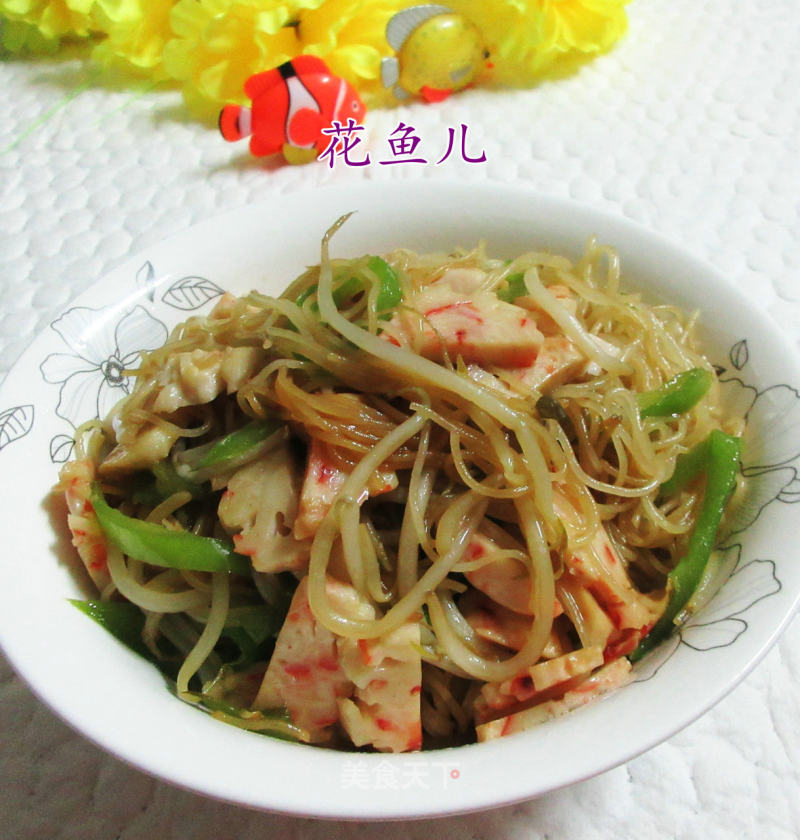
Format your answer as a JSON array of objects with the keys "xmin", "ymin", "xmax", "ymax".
[
  {"xmin": 388, "ymin": 284, "xmax": 544, "ymax": 368},
  {"xmin": 463, "ymin": 533, "xmax": 564, "ymax": 619},
  {"xmin": 476, "ymin": 658, "xmax": 632, "ymax": 741},
  {"xmin": 431, "ymin": 266, "xmax": 489, "ymax": 294},
  {"xmin": 558, "ymin": 567, "xmax": 658, "ymax": 664},
  {"xmin": 502, "ymin": 335, "xmax": 586, "ymax": 393},
  {"xmin": 552, "ymin": 491, "xmax": 666, "ymax": 652},
  {"xmin": 476, "ymin": 644, "xmax": 604, "ymax": 721},
  {"xmin": 294, "ymin": 438, "xmax": 398, "ymax": 540},
  {"xmin": 218, "ymin": 445, "xmax": 310, "ymax": 574},
  {"xmin": 458, "ymin": 590, "xmax": 534, "ymax": 650},
  {"xmin": 337, "ymin": 620, "xmax": 423, "ymax": 753},
  {"xmin": 528, "ymin": 646, "xmax": 604, "ymax": 693},
  {"xmin": 462, "ymin": 533, "xmax": 532, "ymax": 614},
  {"xmin": 563, "ymin": 523, "xmax": 665, "ymax": 635},
  {"xmin": 254, "ymin": 577, "xmax": 368, "ymax": 743},
  {"xmin": 458, "ymin": 589, "xmax": 564, "ymax": 651},
  {"xmin": 59, "ymin": 458, "xmax": 112, "ymax": 592}
]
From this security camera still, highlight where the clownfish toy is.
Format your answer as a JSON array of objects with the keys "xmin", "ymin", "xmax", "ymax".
[{"xmin": 219, "ymin": 56, "xmax": 367, "ymax": 164}]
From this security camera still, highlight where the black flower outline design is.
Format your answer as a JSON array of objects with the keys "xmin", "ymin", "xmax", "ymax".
[
  {"xmin": 716, "ymin": 376, "xmax": 800, "ymax": 542},
  {"xmin": 50, "ymin": 433, "xmax": 76, "ymax": 464},
  {"xmin": 634, "ymin": 548, "xmax": 781, "ymax": 681},
  {"xmin": 0, "ymin": 404, "xmax": 34, "ymax": 453},
  {"xmin": 136, "ymin": 260, "xmax": 225, "ymax": 312},
  {"xmin": 39, "ymin": 303, "xmax": 168, "ymax": 461},
  {"xmin": 134, "ymin": 259, "xmax": 224, "ymax": 311},
  {"xmin": 38, "ymin": 253, "xmax": 227, "ymax": 463},
  {"xmin": 161, "ymin": 275, "xmax": 225, "ymax": 311}
]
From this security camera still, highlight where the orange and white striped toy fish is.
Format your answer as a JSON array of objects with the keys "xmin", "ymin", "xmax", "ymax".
[{"xmin": 219, "ymin": 56, "xmax": 367, "ymax": 163}]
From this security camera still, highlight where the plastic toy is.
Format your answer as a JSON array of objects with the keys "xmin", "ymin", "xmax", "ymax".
[
  {"xmin": 380, "ymin": 4, "xmax": 489, "ymax": 103},
  {"xmin": 219, "ymin": 56, "xmax": 367, "ymax": 164}
]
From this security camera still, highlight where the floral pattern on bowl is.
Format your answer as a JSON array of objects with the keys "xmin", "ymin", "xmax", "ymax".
[{"xmin": 30, "ymin": 261, "xmax": 224, "ymax": 464}]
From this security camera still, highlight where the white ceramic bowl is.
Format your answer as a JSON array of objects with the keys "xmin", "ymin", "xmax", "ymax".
[{"xmin": 1, "ymin": 182, "xmax": 799, "ymax": 819}]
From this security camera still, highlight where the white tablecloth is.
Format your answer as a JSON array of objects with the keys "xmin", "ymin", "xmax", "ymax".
[{"xmin": 2, "ymin": 1, "xmax": 799, "ymax": 836}]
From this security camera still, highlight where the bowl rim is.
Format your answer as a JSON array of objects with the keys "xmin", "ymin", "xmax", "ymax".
[{"xmin": 1, "ymin": 180, "xmax": 799, "ymax": 819}]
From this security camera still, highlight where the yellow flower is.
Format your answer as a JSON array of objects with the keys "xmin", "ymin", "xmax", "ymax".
[
  {"xmin": 161, "ymin": 0, "xmax": 325, "ymax": 118},
  {"xmin": 90, "ymin": 0, "xmax": 175, "ymax": 75},
  {"xmin": 0, "ymin": 16, "xmax": 61, "ymax": 52},
  {"xmin": 451, "ymin": 0, "xmax": 628, "ymax": 85},
  {"xmin": 539, "ymin": 0, "xmax": 629, "ymax": 53},
  {"xmin": 297, "ymin": 0, "xmax": 400, "ymax": 107},
  {"xmin": 0, "ymin": 0, "xmax": 95, "ymax": 39}
]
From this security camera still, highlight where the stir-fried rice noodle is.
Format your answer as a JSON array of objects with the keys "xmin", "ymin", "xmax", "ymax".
[{"xmin": 60, "ymin": 224, "xmax": 743, "ymax": 751}]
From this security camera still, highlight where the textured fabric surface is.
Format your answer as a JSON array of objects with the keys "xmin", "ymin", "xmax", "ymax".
[{"xmin": 1, "ymin": 0, "xmax": 799, "ymax": 836}]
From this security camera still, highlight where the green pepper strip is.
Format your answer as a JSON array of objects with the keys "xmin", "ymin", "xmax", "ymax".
[
  {"xmin": 294, "ymin": 283, "xmax": 317, "ymax": 308},
  {"xmin": 496, "ymin": 272, "xmax": 527, "ymax": 303},
  {"xmin": 638, "ymin": 367, "xmax": 712, "ymax": 418},
  {"xmin": 364, "ymin": 256, "xmax": 402, "ymax": 313},
  {"xmin": 219, "ymin": 604, "xmax": 285, "ymax": 668},
  {"xmin": 331, "ymin": 275, "xmax": 362, "ymax": 306},
  {"xmin": 153, "ymin": 460, "xmax": 202, "ymax": 497},
  {"xmin": 630, "ymin": 430, "xmax": 741, "ymax": 661},
  {"xmin": 199, "ymin": 696, "xmax": 301, "ymax": 741},
  {"xmin": 69, "ymin": 599, "xmax": 150, "ymax": 658},
  {"xmin": 90, "ymin": 484, "xmax": 251, "ymax": 575},
  {"xmin": 295, "ymin": 256, "xmax": 401, "ymax": 316},
  {"xmin": 196, "ymin": 418, "xmax": 282, "ymax": 470},
  {"xmin": 658, "ymin": 434, "xmax": 716, "ymax": 498}
]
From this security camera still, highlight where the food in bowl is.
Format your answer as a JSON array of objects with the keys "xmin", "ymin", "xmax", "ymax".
[{"xmin": 59, "ymin": 219, "xmax": 743, "ymax": 752}]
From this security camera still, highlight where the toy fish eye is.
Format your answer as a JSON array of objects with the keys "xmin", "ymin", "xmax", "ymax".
[{"xmin": 483, "ymin": 49, "xmax": 491, "ymax": 60}]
